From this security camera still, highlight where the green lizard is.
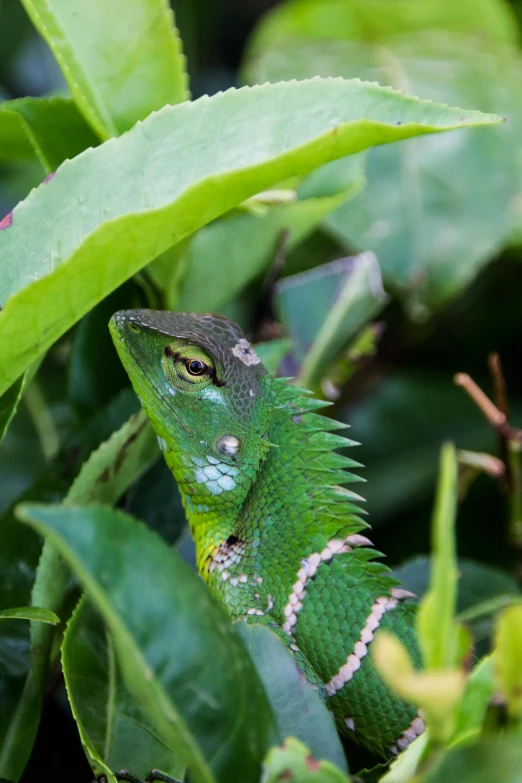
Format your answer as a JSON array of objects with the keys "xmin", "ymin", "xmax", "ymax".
[{"xmin": 110, "ymin": 309, "xmax": 424, "ymax": 758}]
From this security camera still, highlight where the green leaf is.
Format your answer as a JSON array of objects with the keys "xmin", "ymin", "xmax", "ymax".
[
  {"xmin": 18, "ymin": 504, "xmax": 278, "ymax": 783},
  {"xmin": 494, "ymin": 602, "xmax": 522, "ymax": 721},
  {"xmin": 0, "ymin": 376, "xmax": 27, "ymax": 444},
  {"xmin": 0, "ymin": 96, "xmax": 99, "ymax": 172},
  {"xmin": 20, "ymin": 0, "xmax": 188, "ymax": 139},
  {"xmin": 417, "ymin": 443, "xmax": 461, "ymax": 670},
  {"xmin": 276, "ymin": 252, "xmax": 387, "ymax": 387},
  {"xmin": 65, "ymin": 410, "xmax": 157, "ymax": 507},
  {"xmin": 63, "ymin": 597, "xmax": 184, "ymax": 781},
  {"xmin": 247, "ymin": 0, "xmax": 518, "ymax": 55},
  {"xmin": 235, "ymin": 623, "xmax": 347, "ymax": 773},
  {"xmin": 452, "ymin": 655, "xmax": 496, "ymax": 745},
  {"xmin": 379, "ymin": 733, "xmax": 428, "ymax": 783},
  {"xmin": 125, "ymin": 458, "xmax": 186, "ymax": 546},
  {"xmin": 421, "ymin": 736, "xmax": 522, "ymax": 783},
  {"xmin": 0, "ymin": 607, "xmax": 59, "ymax": 624},
  {"xmin": 262, "ymin": 738, "xmax": 350, "ymax": 783},
  {"xmin": 0, "ymin": 407, "xmax": 155, "ymax": 780},
  {"xmin": 176, "ymin": 192, "xmax": 350, "ymax": 313},
  {"xmin": 0, "ymin": 475, "xmax": 66, "ymax": 781},
  {"xmin": 245, "ymin": 18, "xmax": 520, "ymax": 312},
  {"xmin": 297, "ymin": 152, "xmax": 366, "ymax": 200},
  {"xmin": 0, "ymin": 352, "xmax": 45, "ymax": 447},
  {"xmin": 0, "ymin": 108, "xmax": 35, "ymax": 163},
  {"xmin": 0, "ymin": 79, "xmax": 500, "ymax": 397}
]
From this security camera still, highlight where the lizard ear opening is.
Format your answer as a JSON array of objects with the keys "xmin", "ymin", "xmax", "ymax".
[{"xmin": 215, "ymin": 435, "xmax": 241, "ymax": 459}]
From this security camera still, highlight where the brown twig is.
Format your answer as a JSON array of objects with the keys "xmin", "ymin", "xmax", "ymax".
[
  {"xmin": 454, "ymin": 366, "xmax": 522, "ymax": 560},
  {"xmin": 454, "ymin": 373, "xmax": 507, "ymax": 429},
  {"xmin": 489, "ymin": 352, "xmax": 509, "ymax": 417},
  {"xmin": 488, "ymin": 353, "xmax": 511, "ymax": 491}
]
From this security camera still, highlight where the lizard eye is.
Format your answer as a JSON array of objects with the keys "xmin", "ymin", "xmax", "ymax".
[
  {"xmin": 186, "ymin": 358, "xmax": 207, "ymax": 376},
  {"xmin": 161, "ymin": 342, "xmax": 216, "ymax": 390}
]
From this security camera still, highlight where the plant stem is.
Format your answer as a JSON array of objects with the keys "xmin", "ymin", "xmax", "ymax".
[
  {"xmin": 508, "ymin": 438, "xmax": 522, "ymax": 550},
  {"xmin": 24, "ymin": 381, "xmax": 60, "ymax": 461}
]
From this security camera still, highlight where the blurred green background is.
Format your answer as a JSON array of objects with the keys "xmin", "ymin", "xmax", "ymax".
[{"xmin": 2, "ymin": 0, "xmax": 522, "ymax": 778}]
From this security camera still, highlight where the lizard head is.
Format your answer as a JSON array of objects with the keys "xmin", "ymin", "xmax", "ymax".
[{"xmin": 109, "ymin": 309, "xmax": 272, "ymax": 510}]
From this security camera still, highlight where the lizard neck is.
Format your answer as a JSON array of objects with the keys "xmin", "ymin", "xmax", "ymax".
[{"xmin": 155, "ymin": 375, "xmax": 366, "ymax": 591}]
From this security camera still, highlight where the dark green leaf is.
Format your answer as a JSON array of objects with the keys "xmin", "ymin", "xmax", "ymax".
[
  {"xmin": 235, "ymin": 623, "xmax": 347, "ymax": 772},
  {"xmin": 18, "ymin": 504, "xmax": 278, "ymax": 783},
  {"xmin": 0, "ymin": 475, "xmax": 66, "ymax": 780},
  {"xmin": 0, "ymin": 405, "xmax": 156, "ymax": 779},
  {"xmin": 68, "ymin": 282, "xmax": 142, "ymax": 418},
  {"xmin": 0, "ymin": 97, "xmax": 99, "ymax": 172},
  {"xmin": 245, "ymin": 17, "xmax": 520, "ymax": 312},
  {"xmin": 63, "ymin": 597, "xmax": 184, "ymax": 781},
  {"xmin": 125, "ymin": 458, "xmax": 185, "ymax": 546}
]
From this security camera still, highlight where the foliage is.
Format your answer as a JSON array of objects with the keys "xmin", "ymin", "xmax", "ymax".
[{"xmin": 0, "ymin": 0, "xmax": 521, "ymax": 782}]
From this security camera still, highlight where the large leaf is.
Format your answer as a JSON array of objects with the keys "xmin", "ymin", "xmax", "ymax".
[
  {"xmin": 0, "ymin": 408, "xmax": 157, "ymax": 781},
  {"xmin": 0, "ymin": 96, "xmax": 98, "ymax": 172},
  {"xmin": 421, "ymin": 736, "xmax": 522, "ymax": 783},
  {"xmin": 0, "ymin": 476, "xmax": 66, "ymax": 780},
  {"xmin": 18, "ymin": 504, "xmax": 278, "ymax": 783},
  {"xmin": 63, "ymin": 597, "xmax": 184, "ymax": 781},
  {"xmin": 0, "ymin": 79, "xmax": 499, "ymax": 397},
  {"xmin": 245, "ymin": 17, "xmax": 520, "ymax": 312},
  {"xmin": 247, "ymin": 0, "xmax": 518, "ymax": 54},
  {"xmin": 21, "ymin": 0, "xmax": 188, "ymax": 138},
  {"xmin": 235, "ymin": 623, "xmax": 347, "ymax": 773}
]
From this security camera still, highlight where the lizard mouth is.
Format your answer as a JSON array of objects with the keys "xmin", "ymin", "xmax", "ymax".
[{"xmin": 109, "ymin": 311, "xmax": 183, "ymax": 422}]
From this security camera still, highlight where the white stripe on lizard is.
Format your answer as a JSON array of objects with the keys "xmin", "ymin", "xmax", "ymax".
[
  {"xmin": 389, "ymin": 716, "xmax": 425, "ymax": 755},
  {"xmin": 325, "ymin": 596, "xmax": 398, "ymax": 696},
  {"xmin": 281, "ymin": 535, "xmax": 373, "ymax": 636}
]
